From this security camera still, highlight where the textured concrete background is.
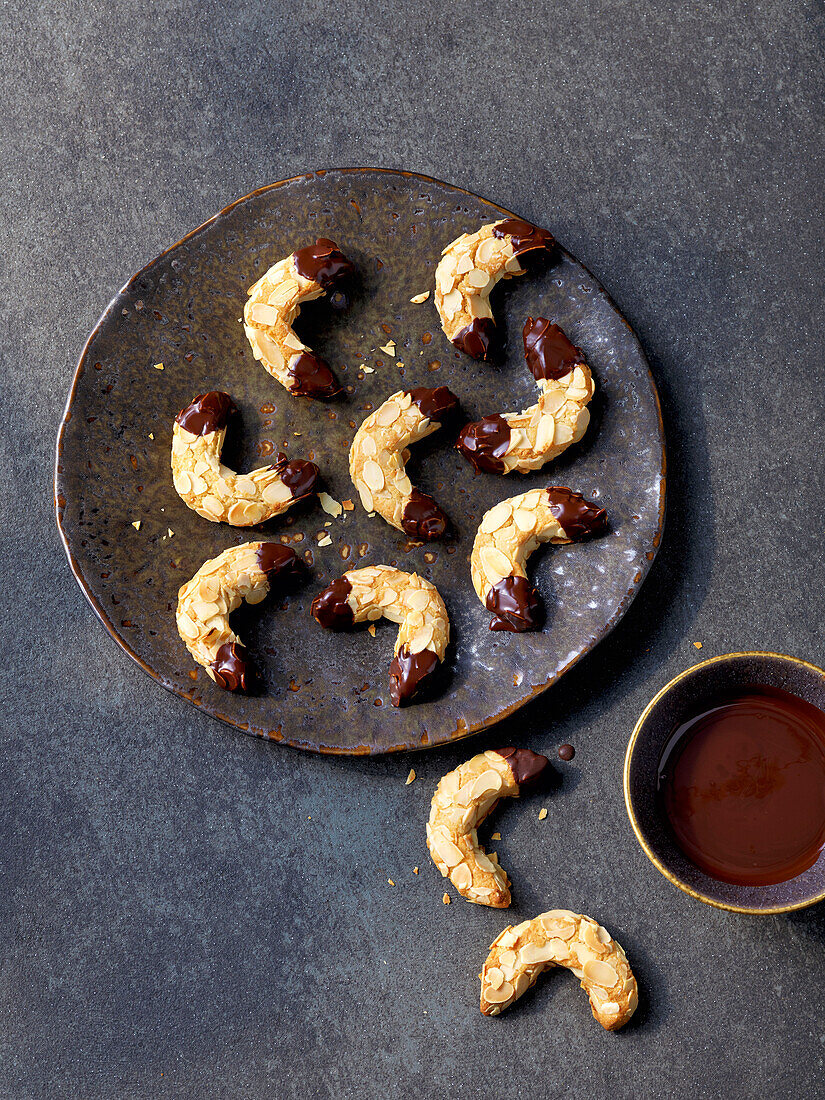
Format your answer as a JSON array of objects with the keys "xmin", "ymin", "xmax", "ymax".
[{"xmin": 2, "ymin": 1, "xmax": 824, "ymax": 1097}]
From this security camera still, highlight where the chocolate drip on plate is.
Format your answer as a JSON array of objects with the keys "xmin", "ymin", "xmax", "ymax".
[
  {"xmin": 492, "ymin": 218, "xmax": 556, "ymax": 257},
  {"xmin": 401, "ymin": 488, "xmax": 449, "ymax": 541},
  {"xmin": 485, "ymin": 575, "xmax": 542, "ymax": 632},
  {"xmin": 277, "ymin": 457, "xmax": 319, "ymax": 500},
  {"xmin": 456, "ymin": 414, "xmax": 511, "ymax": 473},
  {"xmin": 176, "ymin": 391, "xmax": 235, "ymax": 436},
  {"xmin": 389, "ymin": 646, "xmax": 439, "ymax": 707},
  {"xmin": 311, "ymin": 577, "xmax": 355, "ymax": 630},
  {"xmin": 256, "ymin": 543, "xmax": 301, "ymax": 579},
  {"xmin": 211, "ymin": 641, "xmax": 250, "ymax": 692},
  {"xmin": 407, "ymin": 385, "xmax": 460, "ymax": 422},
  {"xmin": 496, "ymin": 746, "xmax": 549, "ymax": 786},
  {"xmin": 558, "ymin": 743, "xmax": 575, "ymax": 761},
  {"xmin": 452, "ymin": 317, "xmax": 496, "ymax": 360},
  {"xmin": 546, "ymin": 487, "xmax": 607, "ymax": 540},
  {"xmin": 287, "ymin": 352, "xmax": 341, "ymax": 398},
  {"xmin": 523, "ymin": 318, "xmax": 583, "ymax": 381},
  {"xmin": 293, "ymin": 238, "xmax": 355, "ymax": 289}
]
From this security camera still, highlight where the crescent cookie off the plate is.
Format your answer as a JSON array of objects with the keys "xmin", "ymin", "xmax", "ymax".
[
  {"xmin": 472, "ymin": 486, "xmax": 607, "ymax": 632},
  {"xmin": 457, "ymin": 320, "xmax": 594, "ymax": 474},
  {"xmin": 243, "ymin": 238, "xmax": 354, "ymax": 398},
  {"xmin": 172, "ymin": 391, "xmax": 319, "ymax": 525},
  {"xmin": 481, "ymin": 910, "xmax": 638, "ymax": 1029},
  {"xmin": 349, "ymin": 386, "xmax": 460, "ymax": 540},
  {"xmin": 427, "ymin": 748, "xmax": 548, "ymax": 907},
  {"xmin": 311, "ymin": 565, "xmax": 449, "ymax": 705},
  {"xmin": 177, "ymin": 542, "xmax": 302, "ymax": 691},
  {"xmin": 434, "ymin": 219, "xmax": 555, "ymax": 360}
]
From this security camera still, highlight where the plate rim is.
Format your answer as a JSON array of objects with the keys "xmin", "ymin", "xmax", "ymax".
[{"xmin": 54, "ymin": 166, "xmax": 667, "ymax": 754}]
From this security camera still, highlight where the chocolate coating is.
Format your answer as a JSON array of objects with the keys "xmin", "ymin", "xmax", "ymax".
[
  {"xmin": 546, "ymin": 486, "xmax": 607, "ymax": 540},
  {"xmin": 407, "ymin": 385, "xmax": 460, "ymax": 422},
  {"xmin": 277, "ymin": 457, "xmax": 319, "ymax": 500},
  {"xmin": 292, "ymin": 237, "xmax": 355, "ymax": 289},
  {"xmin": 287, "ymin": 352, "xmax": 341, "ymax": 398},
  {"xmin": 523, "ymin": 318, "xmax": 583, "ymax": 381},
  {"xmin": 456, "ymin": 413, "xmax": 510, "ymax": 473},
  {"xmin": 211, "ymin": 641, "xmax": 250, "ymax": 692},
  {"xmin": 389, "ymin": 646, "xmax": 439, "ymax": 707},
  {"xmin": 496, "ymin": 746, "xmax": 549, "ymax": 786},
  {"xmin": 558, "ymin": 743, "xmax": 575, "ymax": 761},
  {"xmin": 485, "ymin": 575, "xmax": 542, "ymax": 632},
  {"xmin": 401, "ymin": 488, "xmax": 449, "ymax": 541},
  {"xmin": 311, "ymin": 577, "xmax": 355, "ymax": 630},
  {"xmin": 176, "ymin": 391, "xmax": 235, "ymax": 436},
  {"xmin": 452, "ymin": 317, "xmax": 496, "ymax": 360},
  {"xmin": 492, "ymin": 218, "xmax": 556, "ymax": 257},
  {"xmin": 256, "ymin": 542, "xmax": 301, "ymax": 579}
]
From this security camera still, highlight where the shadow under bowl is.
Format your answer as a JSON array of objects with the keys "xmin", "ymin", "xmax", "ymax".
[{"xmin": 624, "ymin": 651, "xmax": 825, "ymax": 913}]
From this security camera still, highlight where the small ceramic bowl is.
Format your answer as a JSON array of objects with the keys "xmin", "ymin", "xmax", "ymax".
[{"xmin": 624, "ymin": 651, "xmax": 825, "ymax": 913}]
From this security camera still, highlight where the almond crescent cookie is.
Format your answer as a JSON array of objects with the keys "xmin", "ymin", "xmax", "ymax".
[
  {"xmin": 172, "ymin": 391, "xmax": 319, "ymax": 525},
  {"xmin": 311, "ymin": 565, "xmax": 449, "ymax": 706},
  {"xmin": 481, "ymin": 909, "xmax": 639, "ymax": 1029},
  {"xmin": 349, "ymin": 386, "xmax": 460, "ymax": 540},
  {"xmin": 176, "ymin": 542, "xmax": 302, "ymax": 691},
  {"xmin": 243, "ymin": 238, "xmax": 354, "ymax": 398},
  {"xmin": 472, "ymin": 486, "xmax": 607, "ymax": 632},
  {"xmin": 457, "ymin": 321, "xmax": 594, "ymax": 474},
  {"xmin": 427, "ymin": 748, "xmax": 548, "ymax": 907},
  {"xmin": 434, "ymin": 219, "xmax": 555, "ymax": 360}
]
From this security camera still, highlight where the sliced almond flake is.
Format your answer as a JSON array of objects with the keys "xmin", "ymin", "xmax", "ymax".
[
  {"xmin": 410, "ymin": 291, "xmax": 430, "ymax": 304},
  {"xmin": 167, "ymin": 528, "xmax": 174, "ymax": 538},
  {"xmin": 317, "ymin": 534, "xmax": 332, "ymax": 547},
  {"xmin": 319, "ymin": 492, "xmax": 343, "ymax": 517},
  {"xmin": 405, "ymin": 769, "xmax": 416, "ymax": 785},
  {"xmin": 368, "ymin": 624, "xmax": 376, "ymax": 637},
  {"xmin": 378, "ymin": 342, "xmax": 396, "ymax": 356},
  {"xmin": 362, "ymin": 365, "xmax": 375, "ymax": 374}
]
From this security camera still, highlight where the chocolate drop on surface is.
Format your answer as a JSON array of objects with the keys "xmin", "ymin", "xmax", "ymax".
[
  {"xmin": 256, "ymin": 543, "xmax": 301, "ymax": 580},
  {"xmin": 558, "ymin": 743, "xmax": 575, "ymax": 761},
  {"xmin": 485, "ymin": 575, "xmax": 542, "ymax": 632},
  {"xmin": 287, "ymin": 352, "xmax": 341, "ymax": 398},
  {"xmin": 292, "ymin": 238, "xmax": 355, "ymax": 289},
  {"xmin": 211, "ymin": 641, "xmax": 250, "ymax": 692},
  {"xmin": 523, "ymin": 318, "xmax": 583, "ymax": 381},
  {"xmin": 277, "ymin": 458, "xmax": 319, "ymax": 500},
  {"xmin": 401, "ymin": 488, "xmax": 449, "ymax": 541},
  {"xmin": 658, "ymin": 686, "xmax": 825, "ymax": 886},
  {"xmin": 311, "ymin": 576, "xmax": 355, "ymax": 630},
  {"xmin": 492, "ymin": 218, "xmax": 556, "ymax": 257},
  {"xmin": 176, "ymin": 391, "xmax": 235, "ymax": 435},
  {"xmin": 452, "ymin": 317, "xmax": 496, "ymax": 360},
  {"xmin": 456, "ymin": 414, "xmax": 511, "ymax": 473},
  {"xmin": 546, "ymin": 486, "xmax": 607, "ymax": 540},
  {"xmin": 496, "ymin": 746, "xmax": 549, "ymax": 786},
  {"xmin": 389, "ymin": 646, "xmax": 439, "ymax": 707},
  {"xmin": 407, "ymin": 385, "xmax": 460, "ymax": 422}
]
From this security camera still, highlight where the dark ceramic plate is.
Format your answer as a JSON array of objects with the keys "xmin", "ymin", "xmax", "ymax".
[{"xmin": 55, "ymin": 169, "xmax": 665, "ymax": 754}]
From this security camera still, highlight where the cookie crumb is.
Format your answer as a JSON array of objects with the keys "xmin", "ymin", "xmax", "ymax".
[
  {"xmin": 693, "ymin": 641, "xmax": 703, "ymax": 649},
  {"xmin": 148, "ymin": 433, "xmax": 154, "ymax": 440},
  {"xmin": 131, "ymin": 520, "xmax": 141, "ymax": 530},
  {"xmin": 442, "ymin": 893, "xmax": 451, "ymax": 905},
  {"xmin": 362, "ymin": 365, "xmax": 375, "ymax": 374},
  {"xmin": 153, "ymin": 362, "xmax": 164, "ymax": 370},
  {"xmin": 378, "ymin": 342, "xmax": 396, "ymax": 356},
  {"xmin": 405, "ymin": 768, "xmax": 416, "ymax": 785},
  {"xmin": 167, "ymin": 528, "xmax": 174, "ymax": 538},
  {"xmin": 388, "ymin": 879, "xmax": 395, "ymax": 887},
  {"xmin": 341, "ymin": 499, "xmax": 355, "ymax": 511},
  {"xmin": 538, "ymin": 808, "xmax": 548, "ymax": 821},
  {"xmin": 413, "ymin": 867, "xmax": 419, "ymax": 874},
  {"xmin": 491, "ymin": 832, "xmax": 501, "ymax": 841},
  {"xmin": 368, "ymin": 624, "xmax": 376, "ymax": 637},
  {"xmin": 410, "ymin": 291, "xmax": 430, "ymax": 304}
]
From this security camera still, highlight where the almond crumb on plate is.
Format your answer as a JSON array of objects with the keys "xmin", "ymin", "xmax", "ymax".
[
  {"xmin": 405, "ymin": 768, "xmax": 416, "ymax": 785},
  {"xmin": 319, "ymin": 492, "xmax": 343, "ymax": 517},
  {"xmin": 410, "ymin": 291, "xmax": 430, "ymax": 304},
  {"xmin": 442, "ymin": 892, "xmax": 451, "ymax": 905},
  {"xmin": 538, "ymin": 807, "xmax": 548, "ymax": 821},
  {"xmin": 131, "ymin": 520, "xmax": 141, "ymax": 530},
  {"xmin": 491, "ymin": 832, "xmax": 501, "ymax": 841},
  {"xmin": 693, "ymin": 641, "xmax": 703, "ymax": 649},
  {"xmin": 153, "ymin": 362, "xmax": 164, "ymax": 370}
]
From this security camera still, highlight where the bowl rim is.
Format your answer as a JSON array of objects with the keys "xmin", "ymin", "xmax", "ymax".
[{"xmin": 623, "ymin": 649, "xmax": 825, "ymax": 914}]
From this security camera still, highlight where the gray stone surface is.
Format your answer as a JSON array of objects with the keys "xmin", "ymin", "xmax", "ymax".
[{"xmin": 1, "ymin": 1, "xmax": 823, "ymax": 1096}]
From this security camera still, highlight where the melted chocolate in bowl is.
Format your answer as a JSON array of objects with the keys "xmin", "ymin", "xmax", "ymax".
[{"xmin": 657, "ymin": 686, "xmax": 825, "ymax": 886}]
